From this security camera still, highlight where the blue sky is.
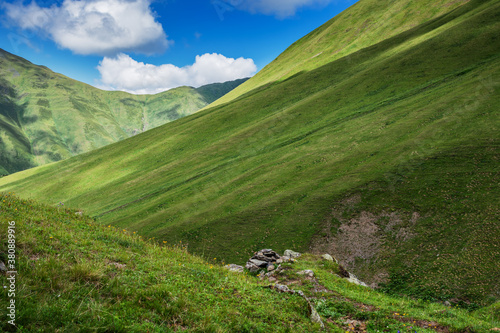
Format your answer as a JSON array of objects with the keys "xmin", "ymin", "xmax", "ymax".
[{"xmin": 0, "ymin": 0, "xmax": 357, "ymax": 94}]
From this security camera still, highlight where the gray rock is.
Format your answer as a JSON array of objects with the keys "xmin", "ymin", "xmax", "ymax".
[
  {"xmin": 254, "ymin": 249, "xmax": 280, "ymax": 262},
  {"xmin": 284, "ymin": 249, "xmax": 301, "ymax": 258},
  {"xmin": 269, "ymin": 283, "xmax": 324, "ymax": 329},
  {"xmin": 225, "ymin": 264, "xmax": 244, "ymax": 273},
  {"xmin": 245, "ymin": 261, "xmax": 260, "ymax": 272},
  {"xmin": 281, "ymin": 256, "xmax": 291, "ymax": 262},
  {"xmin": 309, "ymin": 304, "xmax": 324, "ymax": 327},
  {"xmin": 297, "ymin": 270, "xmax": 314, "ymax": 277},
  {"xmin": 249, "ymin": 259, "xmax": 268, "ymax": 268},
  {"xmin": 267, "ymin": 264, "xmax": 275, "ymax": 272},
  {"xmin": 346, "ymin": 272, "xmax": 368, "ymax": 287},
  {"xmin": 274, "ymin": 284, "xmax": 291, "ymax": 293},
  {"xmin": 321, "ymin": 254, "xmax": 334, "ymax": 262},
  {"xmin": 0, "ymin": 261, "xmax": 6, "ymax": 273}
]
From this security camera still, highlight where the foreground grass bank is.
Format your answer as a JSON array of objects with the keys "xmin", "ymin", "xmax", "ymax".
[{"xmin": 1, "ymin": 194, "xmax": 499, "ymax": 332}]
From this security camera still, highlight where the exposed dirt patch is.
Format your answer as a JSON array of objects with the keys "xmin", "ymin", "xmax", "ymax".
[
  {"xmin": 310, "ymin": 195, "xmax": 421, "ymax": 287},
  {"xmin": 394, "ymin": 313, "xmax": 450, "ymax": 332}
]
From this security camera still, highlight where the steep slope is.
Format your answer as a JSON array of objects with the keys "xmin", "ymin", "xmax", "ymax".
[
  {"xmin": 196, "ymin": 78, "xmax": 248, "ymax": 104},
  {"xmin": 0, "ymin": 49, "xmax": 247, "ymax": 175},
  {"xmin": 1, "ymin": 194, "xmax": 498, "ymax": 332},
  {"xmin": 1, "ymin": 0, "xmax": 499, "ymax": 305},
  {"xmin": 209, "ymin": 0, "xmax": 472, "ymax": 107}
]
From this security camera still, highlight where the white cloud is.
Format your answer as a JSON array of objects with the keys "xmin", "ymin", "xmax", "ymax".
[
  {"xmin": 2, "ymin": 0, "xmax": 169, "ymax": 55},
  {"xmin": 97, "ymin": 53, "xmax": 257, "ymax": 94},
  {"xmin": 236, "ymin": 0, "xmax": 333, "ymax": 18}
]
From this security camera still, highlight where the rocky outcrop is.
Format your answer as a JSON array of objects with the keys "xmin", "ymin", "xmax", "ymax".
[{"xmin": 245, "ymin": 249, "xmax": 295, "ymax": 272}]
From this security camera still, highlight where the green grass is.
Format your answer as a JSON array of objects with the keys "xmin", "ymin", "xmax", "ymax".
[
  {"xmin": 0, "ymin": 49, "xmax": 245, "ymax": 175},
  {"xmin": 0, "ymin": 0, "xmax": 499, "ymax": 307},
  {"xmin": 209, "ymin": 0, "xmax": 474, "ymax": 108},
  {"xmin": 1, "ymin": 194, "xmax": 498, "ymax": 332}
]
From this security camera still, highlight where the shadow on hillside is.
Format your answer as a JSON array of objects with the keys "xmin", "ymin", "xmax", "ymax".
[{"xmin": 0, "ymin": 77, "xmax": 35, "ymax": 174}]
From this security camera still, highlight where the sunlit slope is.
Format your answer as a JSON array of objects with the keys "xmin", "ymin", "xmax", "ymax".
[
  {"xmin": 1, "ymin": 0, "xmax": 499, "ymax": 303},
  {"xmin": 210, "ymin": 0, "xmax": 472, "ymax": 108},
  {"xmin": 0, "ymin": 49, "xmax": 246, "ymax": 174}
]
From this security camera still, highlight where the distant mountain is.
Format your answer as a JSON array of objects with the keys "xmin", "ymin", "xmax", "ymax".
[
  {"xmin": 0, "ymin": 48, "xmax": 247, "ymax": 175},
  {"xmin": 196, "ymin": 78, "xmax": 248, "ymax": 104}
]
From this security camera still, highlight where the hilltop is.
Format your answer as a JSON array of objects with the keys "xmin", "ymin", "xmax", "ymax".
[
  {"xmin": 0, "ymin": 0, "xmax": 498, "ymax": 307},
  {"xmin": 0, "ymin": 49, "xmax": 247, "ymax": 175}
]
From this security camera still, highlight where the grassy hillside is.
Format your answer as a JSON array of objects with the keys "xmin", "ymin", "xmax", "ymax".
[
  {"xmin": 0, "ymin": 0, "xmax": 499, "ymax": 306},
  {"xmin": 1, "ymin": 194, "xmax": 499, "ymax": 332},
  {"xmin": 0, "ymin": 49, "xmax": 246, "ymax": 175},
  {"xmin": 209, "ymin": 0, "xmax": 472, "ymax": 108}
]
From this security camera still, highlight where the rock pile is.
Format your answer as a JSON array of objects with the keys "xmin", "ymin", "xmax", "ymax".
[
  {"xmin": 245, "ymin": 249, "xmax": 296, "ymax": 273},
  {"xmin": 227, "ymin": 249, "xmax": 368, "ymax": 287}
]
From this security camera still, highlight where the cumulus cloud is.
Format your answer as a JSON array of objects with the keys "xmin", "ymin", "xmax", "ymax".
[
  {"xmin": 97, "ymin": 53, "xmax": 257, "ymax": 94},
  {"xmin": 236, "ymin": 0, "xmax": 333, "ymax": 18},
  {"xmin": 2, "ymin": 0, "xmax": 170, "ymax": 55}
]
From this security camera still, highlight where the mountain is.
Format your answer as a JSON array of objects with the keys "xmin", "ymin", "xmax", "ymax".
[
  {"xmin": 209, "ymin": 0, "xmax": 475, "ymax": 108},
  {"xmin": 2, "ymin": 194, "xmax": 498, "ymax": 331},
  {"xmin": 1, "ymin": 0, "xmax": 499, "ymax": 306},
  {"xmin": 0, "ymin": 49, "xmax": 248, "ymax": 175}
]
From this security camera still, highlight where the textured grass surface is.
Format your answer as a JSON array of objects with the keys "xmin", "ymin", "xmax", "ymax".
[
  {"xmin": 209, "ymin": 0, "xmax": 472, "ymax": 108},
  {"xmin": 0, "ymin": 0, "xmax": 499, "ymax": 306},
  {"xmin": 1, "ymin": 194, "xmax": 498, "ymax": 332},
  {"xmin": 0, "ymin": 50, "xmax": 246, "ymax": 175}
]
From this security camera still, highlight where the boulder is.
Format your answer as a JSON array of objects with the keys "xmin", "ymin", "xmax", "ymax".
[{"xmin": 284, "ymin": 249, "xmax": 301, "ymax": 258}]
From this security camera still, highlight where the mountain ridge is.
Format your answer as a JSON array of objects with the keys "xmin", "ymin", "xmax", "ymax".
[{"xmin": 0, "ymin": 48, "xmax": 248, "ymax": 175}]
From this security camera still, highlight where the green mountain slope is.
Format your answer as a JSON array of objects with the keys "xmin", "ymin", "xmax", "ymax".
[
  {"xmin": 1, "ymin": 0, "xmax": 499, "ymax": 305},
  {"xmin": 1, "ymin": 194, "xmax": 498, "ymax": 332},
  {"xmin": 0, "ymin": 49, "xmax": 247, "ymax": 175},
  {"xmin": 210, "ymin": 0, "xmax": 472, "ymax": 108}
]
